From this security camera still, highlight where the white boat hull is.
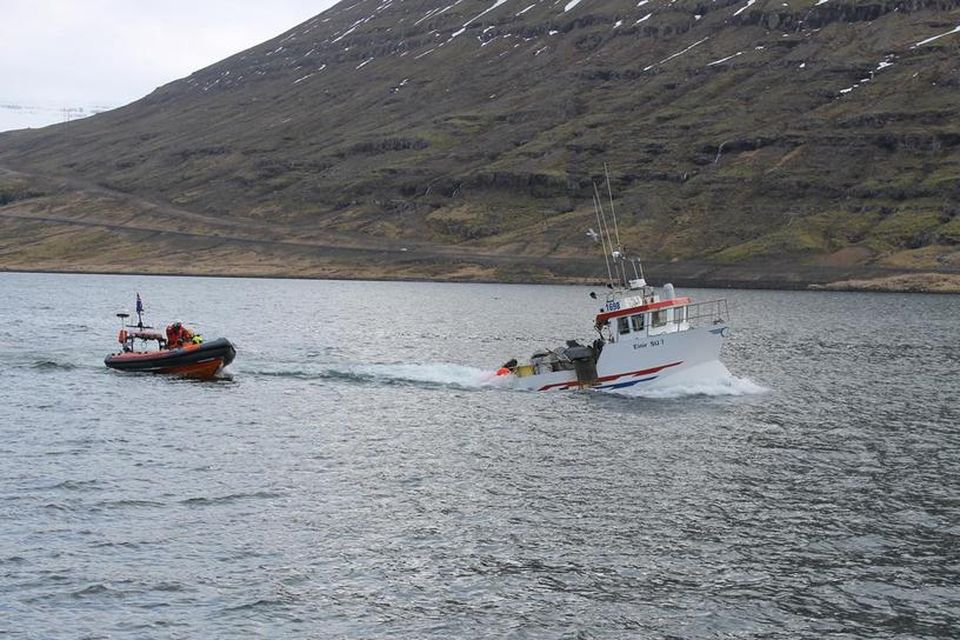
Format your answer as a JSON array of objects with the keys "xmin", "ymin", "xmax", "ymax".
[{"xmin": 513, "ymin": 324, "xmax": 727, "ymax": 392}]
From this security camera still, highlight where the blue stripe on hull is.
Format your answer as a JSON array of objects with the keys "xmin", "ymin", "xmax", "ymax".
[{"xmin": 598, "ymin": 375, "xmax": 659, "ymax": 390}]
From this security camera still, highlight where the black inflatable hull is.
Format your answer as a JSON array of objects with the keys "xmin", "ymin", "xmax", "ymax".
[{"xmin": 105, "ymin": 338, "xmax": 236, "ymax": 379}]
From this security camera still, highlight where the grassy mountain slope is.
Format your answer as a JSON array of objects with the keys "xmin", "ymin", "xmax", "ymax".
[{"xmin": 1, "ymin": 0, "xmax": 959, "ymax": 289}]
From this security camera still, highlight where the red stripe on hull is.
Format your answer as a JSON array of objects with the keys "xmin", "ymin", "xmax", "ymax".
[
  {"xmin": 595, "ymin": 297, "xmax": 691, "ymax": 324},
  {"xmin": 536, "ymin": 361, "xmax": 683, "ymax": 391}
]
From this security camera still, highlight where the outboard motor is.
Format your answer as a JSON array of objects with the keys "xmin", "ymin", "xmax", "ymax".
[{"xmin": 564, "ymin": 342, "xmax": 598, "ymax": 387}]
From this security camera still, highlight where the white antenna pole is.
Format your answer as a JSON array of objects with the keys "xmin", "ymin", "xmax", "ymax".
[
  {"xmin": 601, "ymin": 167, "xmax": 629, "ymax": 287},
  {"xmin": 603, "ymin": 163, "xmax": 623, "ymax": 250},
  {"xmin": 593, "ymin": 193, "xmax": 614, "ymax": 287},
  {"xmin": 593, "ymin": 184, "xmax": 611, "ymax": 255},
  {"xmin": 593, "ymin": 181, "xmax": 624, "ymax": 288}
]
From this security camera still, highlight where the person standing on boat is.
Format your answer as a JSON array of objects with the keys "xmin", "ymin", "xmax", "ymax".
[{"xmin": 165, "ymin": 322, "xmax": 196, "ymax": 349}]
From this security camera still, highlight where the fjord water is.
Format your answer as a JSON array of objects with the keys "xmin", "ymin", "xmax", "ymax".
[{"xmin": 1, "ymin": 272, "xmax": 957, "ymax": 639}]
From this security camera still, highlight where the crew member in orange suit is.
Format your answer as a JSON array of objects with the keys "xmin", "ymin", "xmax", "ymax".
[{"xmin": 165, "ymin": 322, "xmax": 195, "ymax": 349}]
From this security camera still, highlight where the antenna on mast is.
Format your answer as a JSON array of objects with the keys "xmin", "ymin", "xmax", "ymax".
[
  {"xmin": 592, "ymin": 192, "xmax": 614, "ymax": 288},
  {"xmin": 604, "ymin": 163, "xmax": 632, "ymax": 288},
  {"xmin": 135, "ymin": 293, "xmax": 145, "ymax": 329},
  {"xmin": 593, "ymin": 180, "xmax": 627, "ymax": 288},
  {"xmin": 603, "ymin": 163, "xmax": 623, "ymax": 250}
]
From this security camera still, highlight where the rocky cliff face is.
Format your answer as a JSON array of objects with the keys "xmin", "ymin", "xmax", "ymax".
[{"xmin": 1, "ymin": 0, "xmax": 959, "ymax": 285}]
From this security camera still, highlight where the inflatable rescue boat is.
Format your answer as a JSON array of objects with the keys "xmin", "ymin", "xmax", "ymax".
[
  {"xmin": 105, "ymin": 336, "xmax": 236, "ymax": 379},
  {"xmin": 104, "ymin": 295, "xmax": 236, "ymax": 380}
]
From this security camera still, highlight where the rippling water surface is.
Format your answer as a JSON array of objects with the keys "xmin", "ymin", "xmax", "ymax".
[{"xmin": 1, "ymin": 272, "xmax": 957, "ymax": 638}]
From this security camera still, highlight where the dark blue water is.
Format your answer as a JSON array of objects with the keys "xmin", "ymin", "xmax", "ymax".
[{"xmin": 1, "ymin": 272, "xmax": 957, "ymax": 638}]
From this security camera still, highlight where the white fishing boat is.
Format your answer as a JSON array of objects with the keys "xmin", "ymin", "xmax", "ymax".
[{"xmin": 496, "ymin": 169, "xmax": 730, "ymax": 392}]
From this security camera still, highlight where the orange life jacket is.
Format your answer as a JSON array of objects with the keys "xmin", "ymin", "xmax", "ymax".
[{"xmin": 166, "ymin": 325, "xmax": 193, "ymax": 348}]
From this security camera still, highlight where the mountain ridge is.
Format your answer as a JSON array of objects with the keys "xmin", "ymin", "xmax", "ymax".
[{"xmin": 1, "ymin": 0, "xmax": 959, "ymax": 290}]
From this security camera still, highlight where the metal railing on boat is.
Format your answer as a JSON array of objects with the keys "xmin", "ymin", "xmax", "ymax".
[{"xmin": 682, "ymin": 299, "xmax": 728, "ymax": 326}]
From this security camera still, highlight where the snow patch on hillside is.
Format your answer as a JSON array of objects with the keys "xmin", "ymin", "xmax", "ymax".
[
  {"xmin": 912, "ymin": 24, "xmax": 960, "ymax": 47},
  {"xmin": 838, "ymin": 54, "xmax": 896, "ymax": 96},
  {"xmin": 733, "ymin": 0, "xmax": 756, "ymax": 16},
  {"xmin": 448, "ymin": 0, "xmax": 512, "ymax": 43},
  {"xmin": 644, "ymin": 37, "xmax": 709, "ymax": 71},
  {"xmin": 708, "ymin": 51, "xmax": 743, "ymax": 66},
  {"xmin": 415, "ymin": 0, "xmax": 465, "ymax": 26}
]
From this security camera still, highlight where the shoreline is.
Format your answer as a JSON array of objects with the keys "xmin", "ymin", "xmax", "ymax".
[{"xmin": 3, "ymin": 266, "xmax": 958, "ymax": 294}]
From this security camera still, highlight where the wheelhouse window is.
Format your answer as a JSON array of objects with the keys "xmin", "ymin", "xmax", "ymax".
[
  {"xmin": 651, "ymin": 310, "xmax": 666, "ymax": 327},
  {"xmin": 630, "ymin": 314, "xmax": 645, "ymax": 332},
  {"xmin": 618, "ymin": 317, "xmax": 631, "ymax": 335}
]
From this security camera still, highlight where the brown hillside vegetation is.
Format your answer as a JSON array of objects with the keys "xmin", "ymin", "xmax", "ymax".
[{"xmin": 1, "ymin": 0, "xmax": 959, "ymax": 290}]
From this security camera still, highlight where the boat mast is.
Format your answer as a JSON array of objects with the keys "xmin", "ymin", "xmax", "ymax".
[
  {"xmin": 603, "ymin": 163, "xmax": 623, "ymax": 251},
  {"xmin": 593, "ymin": 183, "xmax": 619, "ymax": 289},
  {"xmin": 135, "ymin": 293, "xmax": 145, "ymax": 329},
  {"xmin": 592, "ymin": 191, "xmax": 615, "ymax": 288},
  {"xmin": 604, "ymin": 164, "xmax": 632, "ymax": 288}
]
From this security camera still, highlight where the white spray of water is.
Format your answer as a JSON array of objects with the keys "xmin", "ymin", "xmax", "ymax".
[
  {"xmin": 345, "ymin": 360, "xmax": 765, "ymax": 399},
  {"xmin": 606, "ymin": 360, "xmax": 767, "ymax": 399},
  {"xmin": 348, "ymin": 362, "xmax": 508, "ymax": 389}
]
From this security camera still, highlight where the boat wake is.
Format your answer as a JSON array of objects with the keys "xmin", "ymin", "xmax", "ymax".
[
  {"xmin": 250, "ymin": 362, "xmax": 507, "ymax": 390},
  {"xmin": 347, "ymin": 362, "xmax": 506, "ymax": 389},
  {"xmin": 0, "ymin": 355, "xmax": 84, "ymax": 372},
  {"xmin": 248, "ymin": 361, "xmax": 763, "ymax": 399},
  {"xmin": 28, "ymin": 359, "xmax": 79, "ymax": 371},
  {"xmin": 606, "ymin": 360, "xmax": 766, "ymax": 399}
]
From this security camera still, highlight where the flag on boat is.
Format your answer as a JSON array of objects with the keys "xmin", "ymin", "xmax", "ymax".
[{"xmin": 136, "ymin": 293, "xmax": 144, "ymax": 314}]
